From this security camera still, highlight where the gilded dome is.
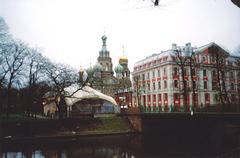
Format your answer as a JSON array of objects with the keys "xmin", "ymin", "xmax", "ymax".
[
  {"xmin": 119, "ymin": 55, "xmax": 128, "ymax": 64},
  {"xmin": 114, "ymin": 64, "xmax": 123, "ymax": 73}
]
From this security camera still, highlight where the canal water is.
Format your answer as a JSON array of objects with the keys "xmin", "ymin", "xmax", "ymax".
[{"xmin": 1, "ymin": 131, "xmax": 240, "ymax": 158}]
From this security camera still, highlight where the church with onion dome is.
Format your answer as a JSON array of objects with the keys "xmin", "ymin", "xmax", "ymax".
[{"xmin": 91, "ymin": 34, "xmax": 132, "ymax": 97}]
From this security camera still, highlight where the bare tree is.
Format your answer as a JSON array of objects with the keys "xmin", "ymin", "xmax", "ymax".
[
  {"xmin": 234, "ymin": 45, "xmax": 240, "ymax": 109},
  {"xmin": 209, "ymin": 45, "xmax": 230, "ymax": 110},
  {"xmin": 146, "ymin": 0, "xmax": 240, "ymax": 8},
  {"xmin": 231, "ymin": 0, "xmax": 240, "ymax": 8},
  {"xmin": 0, "ymin": 16, "xmax": 10, "ymax": 86},
  {"xmin": 171, "ymin": 47, "xmax": 189, "ymax": 111},
  {"xmin": 0, "ymin": 16, "xmax": 12, "ymax": 116},
  {"xmin": 2, "ymin": 40, "xmax": 28, "ymax": 117},
  {"xmin": 188, "ymin": 51, "xmax": 200, "ymax": 110},
  {"xmin": 43, "ymin": 61, "xmax": 102, "ymax": 119},
  {"xmin": 24, "ymin": 48, "xmax": 46, "ymax": 117},
  {"xmin": 133, "ymin": 75, "xmax": 141, "ymax": 108},
  {"xmin": 0, "ymin": 16, "xmax": 10, "ymax": 42},
  {"xmin": 0, "ymin": 51, "xmax": 8, "ymax": 89},
  {"xmin": 43, "ymin": 62, "xmax": 76, "ymax": 119}
]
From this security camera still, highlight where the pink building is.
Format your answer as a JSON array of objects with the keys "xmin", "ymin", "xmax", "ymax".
[{"xmin": 132, "ymin": 42, "xmax": 240, "ymax": 112}]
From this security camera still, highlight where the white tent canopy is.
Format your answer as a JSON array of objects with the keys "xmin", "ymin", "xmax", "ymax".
[{"xmin": 64, "ymin": 84, "xmax": 117, "ymax": 107}]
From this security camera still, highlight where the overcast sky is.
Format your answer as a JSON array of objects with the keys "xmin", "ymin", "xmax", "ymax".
[{"xmin": 0, "ymin": 0, "xmax": 240, "ymax": 71}]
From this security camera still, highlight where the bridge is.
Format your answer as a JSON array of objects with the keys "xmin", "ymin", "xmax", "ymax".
[{"xmin": 120, "ymin": 107, "xmax": 240, "ymax": 134}]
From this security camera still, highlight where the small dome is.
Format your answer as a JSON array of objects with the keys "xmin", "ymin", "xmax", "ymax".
[
  {"xmin": 119, "ymin": 55, "xmax": 128, "ymax": 64},
  {"xmin": 94, "ymin": 62, "xmax": 103, "ymax": 72},
  {"xmin": 86, "ymin": 66, "xmax": 94, "ymax": 75},
  {"xmin": 114, "ymin": 64, "xmax": 123, "ymax": 73}
]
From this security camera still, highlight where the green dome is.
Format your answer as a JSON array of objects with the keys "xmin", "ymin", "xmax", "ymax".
[
  {"xmin": 114, "ymin": 64, "xmax": 123, "ymax": 73},
  {"xmin": 86, "ymin": 66, "xmax": 94, "ymax": 75},
  {"xmin": 94, "ymin": 62, "xmax": 103, "ymax": 72}
]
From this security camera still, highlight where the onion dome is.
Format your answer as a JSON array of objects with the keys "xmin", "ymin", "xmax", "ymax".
[
  {"xmin": 86, "ymin": 66, "xmax": 94, "ymax": 75},
  {"xmin": 114, "ymin": 64, "xmax": 124, "ymax": 74},
  {"xmin": 119, "ymin": 55, "xmax": 128, "ymax": 64},
  {"xmin": 94, "ymin": 62, "xmax": 103, "ymax": 72}
]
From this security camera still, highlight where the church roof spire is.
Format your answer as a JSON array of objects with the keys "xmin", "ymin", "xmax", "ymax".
[{"xmin": 99, "ymin": 32, "xmax": 109, "ymax": 57}]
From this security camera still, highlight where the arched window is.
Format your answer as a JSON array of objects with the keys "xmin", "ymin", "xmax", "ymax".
[{"xmin": 106, "ymin": 63, "xmax": 109, "ymax": 71}]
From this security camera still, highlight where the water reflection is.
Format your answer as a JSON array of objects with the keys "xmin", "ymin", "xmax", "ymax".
[
  {"xmin": 2, "ymin": 147, "xmax": 135, "ymax": 158},
  {"xmin": 1, "ymin": 132, "xmax": 240, "ymax": 158}
]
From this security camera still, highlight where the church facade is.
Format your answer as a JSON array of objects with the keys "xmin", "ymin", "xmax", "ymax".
[{"xmin": 91, "ymin": 34, "xmax": 131, "ymax": 98}]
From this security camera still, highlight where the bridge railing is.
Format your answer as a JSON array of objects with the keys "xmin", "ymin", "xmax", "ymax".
[{"xmin": 124, "ymin": 104, "xmax": 240, "ymax": 114}]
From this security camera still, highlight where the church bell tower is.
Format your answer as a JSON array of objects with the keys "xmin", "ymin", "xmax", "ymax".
[{"xmin": 97, "ymin": 34, "xmax": 114, "ymax": 77}]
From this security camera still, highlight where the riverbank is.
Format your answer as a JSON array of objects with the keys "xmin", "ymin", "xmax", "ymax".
[{"xmin": 0, "ymin": 115, "xmax": 135, "ymax": 142}]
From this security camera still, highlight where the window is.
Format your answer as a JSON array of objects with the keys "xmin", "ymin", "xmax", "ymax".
[
  {"xmin": 153, "ymin": 94, "xmax": 156, "ymax": 102},
  {"xmin": 158, "ymin": 81, "xmax": 161, "ymax": 90},
  {"xmin": 142, "ymin": 74, "xmax": 145, "ymax": 81},
  {"xmin": 174, "ymin": 93, "xmax": 180, "ymax": 104},
  {"xmin": 210, "ymin": 56, "xmax": 216, "ymax": 63},
  {"xmin": 164, "ymin": 80, "xmax": 167, "ymax": 89},
  {"xmin": 173, "ymin": 67, "xmax": 178, "ymax": 76},
  {"xmin": 193, "ymin": 93, "xmax": 198, "ymax": 105},
  {"xmin": 163, "ymin": 67, "xmax": 167, "ymax": 76},
  {"xmin": 152, "ymin": 70, "xmax": 155, "ymax": 78},
  {"xmin": 143, "ymin": 96, "xmax": 146, "ymax": 106},
  {"xmin": 157, "ymin": 69, "xmax": 161, "ymax": 77},
  {"xmin": 186, "ymin": 81, "xmax": 189, "ymax": 88},
  {"xmin": 231, "ymin": 94, "xmax": 236, "ymax": 102},
  {"xmin": 192, "ymin": 81, "xmax": 196, "ymax": 89},
  {"xmin": 212, "ymin": 81, "xmax": 217, "ymax": 90},
  {"xmin": 204, "ymin": 81, "xmax": 208, "ymax": 89},
  {"xmin": 202, "ymin": 56, "xmax": 206, "ymax": 62},
  {"xmin": 142, "ymin": 83, "xmax": 145, "ymax": 91},
  {"xmin": 164, "ymin": 93, "xmax": 168, "ymax": 102},
  {"xmin": 147, "ymin": 72, "xmax": 150, "ymax": 79},
  {"xmin": 174, "ymin": 80, "xmax": 179, "ymax": 88},
  {"xmin": 214, "ymin": 94, "xmax": 219, "ymax": 102},
  {"xmin": 153, "ymin": 82, "xmax": 156, "ymax": 90},
  {"xmin": 229, "ymin": 72, "xmax": 234, "ymax": 79},
  {"xmin": 203, "ymin": 69, "xmax": 207, "ymax": 77},
  {"xmin": 158, "ymin": 94, "xmax": 162, "ymax": 105},
  {"xmin": 184, "ymin": 68, "xmax": 189, "ymax": 76},
  {"xmin": 205, "ymin": 93, "xmax": 210, "ymax": 101},
  {"xmin": 147, "ymin": 83, "xmax": 150, "ymax": 91},
  {"xmin": 212, "ymin": 70, "xmax": 216, "ymax": 77},
  {"xmin": 230, "ymin": 83, "xmax": 235, "ymax": 90},
  {"xmin": 191, "ymin": 68, "xmax": 196, "ymax": 76},
  {"xmin": 163, "ymin": 57, "xmax": 168, "ymax": 62},
  {"xmin": 148, "ymin": 95, "xmax": 151, "ymax": 105}
]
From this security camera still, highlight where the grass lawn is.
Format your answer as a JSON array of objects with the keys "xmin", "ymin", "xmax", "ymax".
[
  {"xmin": 85, "ymin": 117, "xmax": 131, "ymax": 133},
  {"xmin": 1, "ymin": 115, "xmax": 133, "ymax": 138},
  {"xmin": 0, "ymin": 112, "xmax": 26, "ymax": 120}
]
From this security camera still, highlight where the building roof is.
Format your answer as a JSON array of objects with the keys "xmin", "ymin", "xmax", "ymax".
[
  {"xmin": 133, "ymin": 42, "xmax": 239, "ymax": 69},
  {"xmin": 195, "ymin": 42, "xmax": 229, "ymax": 55},
  {"xmin": 195, "ymin": 42, "xmax": 215, "ymax": 53},
  {"xmin": 134, "ymin": 50, "xmax": 174, "ymax": 67}
]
